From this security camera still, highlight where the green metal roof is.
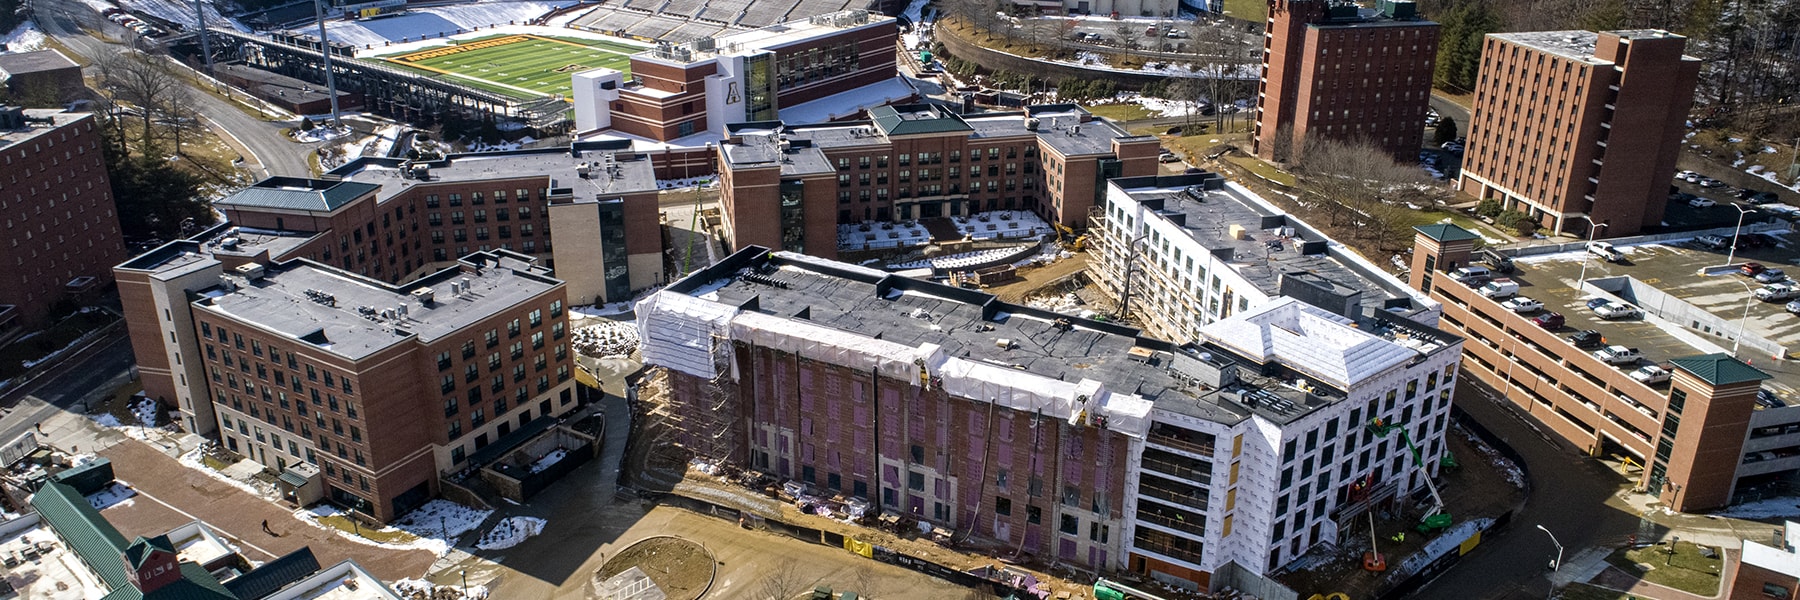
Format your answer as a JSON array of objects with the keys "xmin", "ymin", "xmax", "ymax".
[
  {"xmin": 214, "ymin": 177, "xmax": 379, "ymax": 212},
  {"xmin": 1413, "ymin": 223, "xmax": 1480, "ymax": 243},
  {"xmin": 223, "ymin": 548, "xmax": 319, "ymax": 600},
  {"xmin": 32, "ymin": 482, "xmax": 132, "ymax": 590},
  {"xmin": 124, "ymin": 535, "xmax": 176, "ymax": 570},
  {"xmin": 1669, "ymin": 353, "xmax": 1771, "ymax": 387},
  {"xmin": 868, "ymin": 105, "xmax": 972, "ymax": 137},
  {"xmin": 33, "ymin": 482, "xmax": 238, "ymax": 600}
]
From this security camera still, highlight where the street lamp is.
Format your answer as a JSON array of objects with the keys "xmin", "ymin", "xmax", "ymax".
[
  {"xmin": 1725, "ymin": 203, "xmax": 1754, "ymax": 267},
  {"xmin": 1731, "ymin": 278, "xmax": 1755, "ymax": 357},
  {"xmin": 1574, "ymin": 216, "xmax": 1609, "ymax": 288},
  {"xmin": 460, "ymin": 569, "xmax": 468, "ymax": 599},
  {"xmin": 1537, "ymin": 524, "xmax": 1564, "ymax": 572}
]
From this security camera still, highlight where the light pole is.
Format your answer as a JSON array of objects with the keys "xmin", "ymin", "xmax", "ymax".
[
  {"xmin": 1536, "ymin": 524, "xmax": 1564, "ymax": 572},
  {"xmin": 1731, "ymin": 278, "xmax": 1755, "ymax": 357},
  {"xmin": 1725, "ymin": 203, "xmax": 1753, "ymax": 267},
  {"xmin": 1574, "ymin": 216, "xmax": 1608, "ymax": 288},
  {"xmin": 460, "ymin": 569, "xmax": 468, "ymax": 599}
]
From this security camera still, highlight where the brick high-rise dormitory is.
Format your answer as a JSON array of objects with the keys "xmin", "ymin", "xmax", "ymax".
[
  {"xmin": 1254, "ymin": 0, "xmax": 1438, "ymax": 161},
  {"xmin": 1458, "ymin": 30, "xmax": 1699, "ymax": 236},
  {"xmin": 0, "ymin": 107, "xmax": 125, "ymax": 338}
]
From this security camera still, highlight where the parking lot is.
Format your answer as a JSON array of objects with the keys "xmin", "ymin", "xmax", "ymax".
[{"xmin": 1502, "ymin": 230, "xmax": 1800, "ymax": 401}]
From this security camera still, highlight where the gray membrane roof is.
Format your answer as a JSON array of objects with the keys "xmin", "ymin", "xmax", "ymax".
[
  {"xmin": 335, "ymin": 149, "xmax": 662, "ymax": 203},
  {"xmin": 686, "ymin": 250, "xmax": 1337, "ymax": 425},
  {"xmin": 194, "ymin": 251, "xmax": 560, "ymax": 361}
]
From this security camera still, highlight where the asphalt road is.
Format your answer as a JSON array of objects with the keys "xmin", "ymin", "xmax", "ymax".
[
  {"xmin": 31, "ymin": 0, "xmax": 316, "ymax": 178},
  {"xmin": 1412, "ymin": 377, "xmax": 1645, "ymax": 599},
  {"xmin": 0, "ymin": 332, "xmax": 137, "ymax": 444},
  {"xmin": 1430, "ymin": 94, "xmax": 1472, "ymax": 130}
]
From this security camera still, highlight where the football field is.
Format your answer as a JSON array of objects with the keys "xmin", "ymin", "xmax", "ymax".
[{"xmin": 377, "ymin": 34, "xmax": 638, "ymax": 101}]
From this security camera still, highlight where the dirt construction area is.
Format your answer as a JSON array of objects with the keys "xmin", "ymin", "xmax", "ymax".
[{"xmin": 595, "ymin": 536, "xmax": 714, "ymax": 600}]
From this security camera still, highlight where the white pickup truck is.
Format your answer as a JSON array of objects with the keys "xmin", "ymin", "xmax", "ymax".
[{"xmin": 1593, "ymin": 345, "xmax": 1643, "ymax": 365}]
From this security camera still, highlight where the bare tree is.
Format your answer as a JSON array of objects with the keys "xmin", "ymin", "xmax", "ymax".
[
  {"xmin": 849, "ymin": 565, "xmax": 880, "ymax": 599},
  {"xmin": 94, "ymin": 50, "xmax": 183, "ymax": 155},
  {"xmin": 1290, "ymin": 137, "xmax": 1446, "ymax": 251},
  {"xmin": 757, "ymin": 559, "xmax": 819, "ymax": 600}
]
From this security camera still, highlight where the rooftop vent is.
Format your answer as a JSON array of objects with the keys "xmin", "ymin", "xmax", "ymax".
[
  {"xmin": 234, "ymin": 263, "xmax": 266, "ymax": 280},
  {"xmin": 410, "ymin": 287, "xmax": 435, "ymax": 305}
]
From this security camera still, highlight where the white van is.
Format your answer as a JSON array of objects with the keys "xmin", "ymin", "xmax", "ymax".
[{"xmin": 1449, "ymin": 265, "xmax": 1492, "ymax": 283}]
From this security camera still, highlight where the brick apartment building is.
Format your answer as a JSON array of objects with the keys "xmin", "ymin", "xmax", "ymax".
[
  {"xmin": 1732, "ymin": 522, "xmax": 1800, "ymax": 600},
  {"xmin": 116, "ymin": 246, "xmax": 578, "ymax": 521},
  {"xmin": 715, "ymin": 104, "xmax": 1160, "ymax": 257},
  {"xmin": 0, "ymin": 107, "xmax": 124, "ymax": 338},
  {"xmin": 195, "ymin": 144, "xmax": 662, "ymax": 308},
  {"xmin": 1458, "ymin": 30, "xmax": 1700, "ymax": 237},
  {"xmin": 639, "ymin": 247, "xmax": 1462, "ymax": 589},
  {"xmin": 1253, "ymin": 0, "xmax": 1438, "ymax": 161},
  {"xmin": 1410, "ymin": 224, "xmax": 1794, "ymax": 511},
  {"xmin": 573, "ymin": 10, "xmax": 914, "ymax": 142},
  {"xmin": 1087, "ymin": 172, "xmax": 1439, "ymax": 345}
]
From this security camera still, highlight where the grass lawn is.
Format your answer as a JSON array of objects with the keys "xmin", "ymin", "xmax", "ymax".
[
  {"xmin": 1605, "ymin": 541, "xmax": 1723, "ymax": 596},
  {"xmin": 1221, "ymin": 0, "xmax": 1269, "ymax": 22},
  {"xmin": 1555, "ymin": 583, "xmax": 1637, "ymax": 600},
  {"xmin": 0, "ymin": 310, "xmax": 117, "ymax": 381},
  {"xmin": 376, "ymin": 34, "xmax": 638, "ymax": 101},
  {"xmin": 1224, "ymin": 154, "xmax": 1296, "ymax": 187},
  {"xmin": 316, "ymin": 514, "xmax": 418, "ymax": 544},
  {"xmin": 1084, "ymin": 103, "xmax": 1152, "ymax": 122}
]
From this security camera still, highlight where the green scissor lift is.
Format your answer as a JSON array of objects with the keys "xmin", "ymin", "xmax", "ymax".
[{"xmin": 1367, "ymin": 419, "xmax": 1455, "ymax": 533}]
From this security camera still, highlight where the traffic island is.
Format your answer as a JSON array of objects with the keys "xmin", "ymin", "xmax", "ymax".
[{"xmin": 595, "ymin": 536, "xmax": 717, "ymax": 600}]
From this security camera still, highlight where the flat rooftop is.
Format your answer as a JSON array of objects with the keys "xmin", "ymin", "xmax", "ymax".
[
  {"xmin": 1115, "ymin": 179, "xmax": 1423, "ymax": 313},
  {"xmin": 720, "ymin": 104, "xmax": 1150, "ymax": 172},
  {"xmin": 115, "ymin": 225, "xmax": 322, "ymax": 277},
  {"xmin": 637, "ymin": 10, "xmax": 890, "ymax": 66},
  {"xmin": 0, "ymin": 108, "xmax": 88, "ymax": 146},
  {"xmin": 193, "ymin": 251, "xmax": 561, "ymax": 361},
  {"xmin": 329, "ymin": 146, "xmax": 661, "ymax": 204},
  {"xmin": 668, "ymin": 250, "xmax": 1449, "ymax": 426},
  {"xmin": 1501, "ymin": 231, "xmax": 1800, "ymax": 400},
  {"xmin": 1491, "ymin": 29, "xmax": 1686, "ymax": 63},
  {"xmin": 0, "ymin": 49, "xmax": 79, "ymax": 74}
]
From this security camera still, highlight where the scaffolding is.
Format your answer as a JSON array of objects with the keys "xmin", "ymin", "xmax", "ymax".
[{"xmin": 664, "ymin": 332, "xmax": 742, "ymax": 462}]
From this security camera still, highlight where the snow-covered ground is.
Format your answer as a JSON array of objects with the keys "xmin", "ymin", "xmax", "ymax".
[
  {"xmin": 887, "ymin": 246, "xmax": 1031, "ymax": 271},
  {"xmin": 130, "ymin": 395, "xmax": 160, "ymax": 427},
  {"xmin": 1717, "ymin": 497, "xmax": 1800, "ymax": 520},
  {"xmin": 528, "ymin": 448, "xmax": 568, "ymax": 474},
  {"xmin": 658, "ymin": 176, "xmax": 717, "ymax": 189},
  {"xmin": 395, "ymin": 578, "xmax": 489, "ymax": 600},
  {"xmin": 291, "ymin": 124, "xmax": 354, "ymax": 143},
  {"xmin": 838, "ymin": 221, "xmax": 931, "ymax": 251},
  {"xmin": 319, "ymin": 1, "xmax": 576, "ymax": 47},
  {"xmin": 572, "ymin": 322, "xmax": 638, "ymax": 358},
  {"xmin": 299, "ymin": 499, "xmax": 493, "ymax": 555},
  {"xmin": 952, "ymin": 210, "xmax": 1051, "ymax": 240},
  {"xmin": 570, "ymin": 302, "xmax": 635, "ymax": 318},
  {"xmin": 179, "ymin": 447, "xmax": 277, "ymax": 499},
  {"xmin": 474, "ymin": 516, "xmax": 546, "ymax": 550},
  {"xmin": 465, "ymin": 136, "xmax": 535, "ymax": 152},
  {"xmin": 1, "ymin": 20, "xmax": 46, "ymax": 53},
  {"xmin": 87, "ymin": 482, "xmax": 138, "ymax": 511}
]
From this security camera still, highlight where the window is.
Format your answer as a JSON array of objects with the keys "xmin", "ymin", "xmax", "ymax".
[
  {"xmin": 1060, "ymin": 514, "xmax": 1079, "ymax": 535},
  {"xmin": 1764, "ymin": 583, "xmax": 1792, "ymax": 599},
  {"xmin": 995, "ymin": 497, "xmax": 1012, "ymax": 516},
  {"xmin": 1026, "ymin": 505, "xmax": 1042, "ymax": 524},
  {"xmin": 908, "ymin": 471, "xmax": 925, "ymax": 491}
]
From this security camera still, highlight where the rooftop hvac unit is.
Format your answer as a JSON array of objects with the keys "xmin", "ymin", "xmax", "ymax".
[
  {"xmin": 396, "ymin": 304, "xmax": 408, "ymax": 318},
  {"xmin": 220, "ymin": 237, "xmax": 242, "ymax": 250},
  {"xmin": 410, "ymin": 287, "xmax": 435, "ymax": 305},
  {"xmin": 460, "ymin": 277, "xmax": 473, "ymax": 294},
  {"xmin": 689, "ymin": 37, "xmax": 715, "ymax": 52},
  {"xmin": 577, "ymin": 162, "xmax": 592, "ymax": 179},
  {"xmin": 234, "ymin": 263, "xmax": 266, "ymax": 280},
  {"xmin": 1025, "ymin": 117, "xmax": 1040, "ymax": 131}
]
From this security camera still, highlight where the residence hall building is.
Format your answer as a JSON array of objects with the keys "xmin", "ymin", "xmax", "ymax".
[
  {"xmin": 1410, "ymin": 224, "xmax": 1798, "ymax": 512},
  {"xmin": 1731, "ymin": 521, "xmax": 1800, "ymax": 600},
  {"xmin": 1087, "ymin": 172, "xmax": 1439, "ymax": 345},
  {"xmin": 0, "ymin": 107, "xmax": 125, "ymax": 337},
  {"xmin": 1253, "ymin": 0, "xmax": 1438, "ymax": 161},
  {"xmin": 572, "ymin": 10, "xmax": 915, "ymax": 142},
  {"xmin": 200, "ymin": 143, "xmax": 662, "ymax": 307},
  {"xmin": 716, "ymin": 104, "xmax": 1160, "ymax": 257},
  {"xmin": 1458, "ymin": 30, "xmax": 1700, "ymax": 237},
  {"xmin": 115, "ymin": 246, "xmax": 578, "ymax": 521},
  {"xmin": 638, "ymin": 247, "xmax": 1463, "ymax": 590}
]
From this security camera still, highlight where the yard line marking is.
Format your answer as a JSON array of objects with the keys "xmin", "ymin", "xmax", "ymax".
[{"xmin": 127, "ymin": 483, "xmax": 281, "ymax": 560}]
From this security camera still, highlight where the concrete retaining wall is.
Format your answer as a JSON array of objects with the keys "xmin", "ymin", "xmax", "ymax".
[
  {"xmin": 937, "ymin": 26, "xmax": 1177, "ymax": 90},
  {"xmin": 1210, "ymin": 561, "xmax": 1299, "ymax": 600},
  {"xmin": 1504, "ymin": 221, "xmax": 1788, "ymax": 259}
]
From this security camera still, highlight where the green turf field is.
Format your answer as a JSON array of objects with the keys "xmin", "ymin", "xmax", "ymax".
[{"xmin": 378, "ymin": 35, "xmax": 639, "ymax": 101}]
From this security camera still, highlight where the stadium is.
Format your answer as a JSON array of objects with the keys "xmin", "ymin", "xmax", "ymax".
[{"xmin": 371, "ymin": 33, "xmax": 640, "ymax": 101}]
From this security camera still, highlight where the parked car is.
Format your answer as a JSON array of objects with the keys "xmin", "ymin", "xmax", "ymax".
[
  {"xmin": 1569, "ymin": 329, "xmax": 1606, "ymax": 349},
  {"xmin": 1594, "ymin": 303, "xmax": 1644, "ymax": 320},
  {"xmin": 1683, "ymin": 172, "xmax": 1702, "ymax": 183},
  {"xmin": 1757, "ymin": 269, "xmax": 1789, "ymax": 284},
  {"xmin": 1741, "ymin": 262, "xmax": 1768, "ymax": 276},
  {"xmin": 1592, "ymin": 345, "xmax": 1643, "ymax": 365},
  {"xmin": 1533, "ymin": 312, "xmax": 1565, "ymax": 329},
  {"xmin": 1677, "ymin": 170, "xmax": 1698, "ymax": 181},
  {"xmin": 1449, "ymin": 265, "xmax": 1493, "ymax": 285},
  {"xmin": 1630, "ymin": 365, "xmax": 1672, "ymax": 384},
  {"xmin": 1757, "ymin": 284, "xmax": 1800, "ymax": 301},
  {"xmin": 1587, "ymin": 241, "xmax": 1625, "ymax": 262},
  {"xmin": 1479, "ymin": 278, "xmax": 1520, "ymax": 299},
  {"xmin": 1749, "ymin": 191, "xmax": 1780, "ymax": 205},
  {"xmin": 1697, "ymin": 235, "xmax": 1731, "ymax": 250},
  {"xmin": 1586, "ymin": 297, "xmax": 1614, "ymax": 310},
  {"xmin": 1759, "ymin": 389, "xmax": 1786, "ymax": 408},
  {"xmin": 1786, "ymin": 299, "xmax": 1800, "ymax": 314},
  {"xmin": 1502, "ymin": 296, "xmax": 1543, "ymax": 313},
  {"xmin": 1689, "ymin": 197, "xmax": 1716, "ymax": 208},
  {"xmin": 1158, "ymin": 152, "xmax": 1180, "ymax": 163}
]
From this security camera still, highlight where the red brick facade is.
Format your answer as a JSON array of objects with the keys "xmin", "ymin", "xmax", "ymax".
[
  {"xmin": 1254, "ymin": 0, "xmax": 1438, "ymax": 161},
  {"xmin": 0, "ymin": 112, "xmax": 125, "ymax": 333}
]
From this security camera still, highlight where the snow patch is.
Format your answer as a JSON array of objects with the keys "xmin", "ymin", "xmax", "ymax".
[
  {"xmin": 572, "ymin": 322, "xmax": 638, "ymax": 357},
  {"xmin": 1720, "ymin": 497, "xmax": 1800, "ymax": 520},
  {"xmin": 87, "ymin": 482, "xmax": 138, "ymax": 511},
  {"xmin": 394, "ymin": 578, "xmax": 489, "ymax": 600},
  {"xmin": 178, "ymin": 447, "xmax": 278, "ymax": 499},
  {"xmin": 474, "ymin": 516, "xmax": 546, "ymax": 550},
  {"xmin": 1, "ymin": 20, "xmax": 46, "ymax": 54},
  {"xmin": 319, "ymin": 1, "xmax": 576, "ymax": 47},
  {"xmin": 570, "ymin": 302, "xmax": 635, "ymax": 318}
]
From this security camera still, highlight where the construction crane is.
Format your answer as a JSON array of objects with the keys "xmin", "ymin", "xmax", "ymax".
[{"xmin": 1367, "ymin": 418, "xmax": 1454, "ymax": 533}]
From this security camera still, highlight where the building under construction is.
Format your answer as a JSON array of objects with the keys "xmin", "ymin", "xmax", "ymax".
[{"xmin": 636, "ymin": 247, "xmax": 1465, "ymax": 591}]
